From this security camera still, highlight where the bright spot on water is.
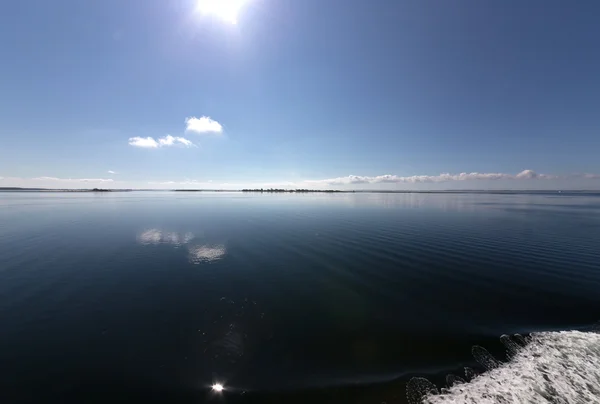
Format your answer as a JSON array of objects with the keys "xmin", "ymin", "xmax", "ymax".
[{"xmin": 212, "ymin": 383, "xmax": 224, "ymax": 393}]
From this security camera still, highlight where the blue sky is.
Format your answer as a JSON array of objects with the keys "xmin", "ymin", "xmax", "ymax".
[{"xmin": 1, "ymin": 0, "xmax": 600, "ymax": 190}]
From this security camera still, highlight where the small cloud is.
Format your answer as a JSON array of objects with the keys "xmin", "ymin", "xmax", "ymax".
[
  {"xmin": 158, "ymin": 135, "xmax": 195, "ymax": 147},
  {"xmin": 129, "ymin": 137, "xmax": 159, "ymax": 148},
  {"xmin": 185, "ymin": 116, "xmax": 223, "ymax": 134},
  {"xmin": 108, "ymin": 170, "xmax": 117, "ymax": 175},
  {"xmin": 129, "ymin": 135, "xmax": 194, "ymax": 148},
  {"xmin": 515, "ymin": 169, "xmax": 538, "ymax": 179}
]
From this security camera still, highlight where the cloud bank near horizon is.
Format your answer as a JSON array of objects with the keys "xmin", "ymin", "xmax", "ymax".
[
  {"xmin": 305, "ymin": 170, "xmax": 558, "ymax": 186},
  {"xmin": 33, "ymin": 177, "xmax": 114, "ymax": 183},
  {"xmin": 3, "ymin": 170, "xmax": 600, "ymax": 190}
]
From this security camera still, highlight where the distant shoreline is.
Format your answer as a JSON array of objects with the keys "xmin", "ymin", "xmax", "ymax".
[
  {"xmin": 2, "ymin": 187, "xmax": 600, "ymax": 195},
  {"xmin": 0, "ymin": 187, "xmax": 131, "ymax": 193}
]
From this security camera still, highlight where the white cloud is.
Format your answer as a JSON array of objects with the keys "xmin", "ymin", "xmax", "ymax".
[
  {"xmin": 306, "ymin": 170, "xmax": 559, "ymax": 186},
  {"xmin": 185, "ymin": 116, "xmax": 223, "ymax": 134},
  {"xmin": 515, "ymin": 169, "xmax": 540, "ymax": 179},
  {"xmin": 158, "ymin": 135, "xmax": 194, "ymax": 147},
  {"xmin": 108, "ymin": 170, "xmax": 117, "ymax": 175},
  {"xmin": 129, "ymin": 137, "xmax": 159, "ymax": 148},
  {"xmin": 33, "ymin": 177, "xmax": 114, "ymax": 183},
  {"xmin": 147, "ymin": 179, "xmax": 214, "ymax": 186},
  {"xmin": 147, "ymin": 181, "xmax": 178, "ymax": 185},
  {"xmin": 129, "ymin": 135, "xmax": 194, "ymax": 148}
]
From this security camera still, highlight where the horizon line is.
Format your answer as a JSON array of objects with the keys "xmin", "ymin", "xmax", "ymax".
[{"xmin": 2, "ymin": 187, "xmax": 600, "ymax": 194}]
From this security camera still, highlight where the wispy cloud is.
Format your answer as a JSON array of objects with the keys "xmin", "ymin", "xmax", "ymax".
[
  {"xmin": 129, "ymin": 135, "xmax": 194, "ymax": 148},
  {"xmin": 185, "ymin": 116, "xmax": 223, "ymax": 134},
  {"xmin": 147, "ymin": 179, "xmax": 211, "ymax": 186},
  {"xmin": 33, "ymin": 177, "xmax": 114, "ymax": 183},
  {"xmin": 306, "ymin": 170, "xmax": 558, "ymax": 186},
  {"xmin": 108, "ymin": 170, "xmax": 117, "ymax": 175},
  {"xmin": 129, "ymin": 137, "xmax": 159, "ymax": 148},
  {"xmin": 159, "ymin": 135, "xmax": 194, "ymax": 147}
]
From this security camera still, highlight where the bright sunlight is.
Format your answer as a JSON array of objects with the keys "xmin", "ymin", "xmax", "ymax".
[{"xmin": 196, "ymin": 0, "xmax": 249, "ymax": 24}]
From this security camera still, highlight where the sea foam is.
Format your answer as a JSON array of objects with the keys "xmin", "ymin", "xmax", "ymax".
[{"xmin": 408, "ymin": 330, "xmax": 600, "ymax": 404}]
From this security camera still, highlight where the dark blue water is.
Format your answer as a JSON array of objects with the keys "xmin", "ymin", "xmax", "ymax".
[{"xmin": 1, "ymin": 192, "xmax": 599, "ymax": 403}]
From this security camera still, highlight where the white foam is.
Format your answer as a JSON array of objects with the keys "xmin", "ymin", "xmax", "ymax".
[{"xmin": 423, "ymin": 331, "xmax": 600, "ymax": 404}]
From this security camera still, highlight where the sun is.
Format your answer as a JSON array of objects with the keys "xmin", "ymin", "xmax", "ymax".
[
  {"xmin": 196, "ymin": 0, "xmax": 249, "ymax": 24},
  {"xmin": 212, "ymin": 383, "xmax": 224, "ymax": 393}
]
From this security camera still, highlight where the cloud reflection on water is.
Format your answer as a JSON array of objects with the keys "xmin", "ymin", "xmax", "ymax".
[
  {"xmin": 137, "ymin": 228, "xmax": 226, "ymax": 264},
  {"xmin": 137, "ymin": 229, "xmax": 195, "ymax": 246},
  {"xmin": 189, "ymin": 245, "xmax": 227, "ymax": 264}
]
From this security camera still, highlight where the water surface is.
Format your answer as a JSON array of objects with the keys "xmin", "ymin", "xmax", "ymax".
[{"xmin": 1, "ymin": 192, "xmax": 599, "ymax": 403}]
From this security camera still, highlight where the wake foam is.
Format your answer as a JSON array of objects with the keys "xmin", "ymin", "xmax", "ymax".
[{"xmin": 408, "ymin": 330, "xmax": 600, "ymax": 404}]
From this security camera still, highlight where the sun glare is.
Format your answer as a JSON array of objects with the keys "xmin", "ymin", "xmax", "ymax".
[
  {"xmin": 212, "ymin": 383, "xmax": 225, "ymax": 393},
  {"xmin": 196, "ymin": 0, "xmax": 249, "ymax": 24}
]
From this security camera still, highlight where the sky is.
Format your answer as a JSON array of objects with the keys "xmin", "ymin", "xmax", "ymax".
[{"xmin": 1, "ymin": 0, "xmax": 600, "ymax": 190}]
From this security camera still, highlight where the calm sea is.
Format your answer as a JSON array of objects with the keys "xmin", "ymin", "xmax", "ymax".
[{"xmin": 1, "ymin": 191, "xmax": 599, "ymax": 403}]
